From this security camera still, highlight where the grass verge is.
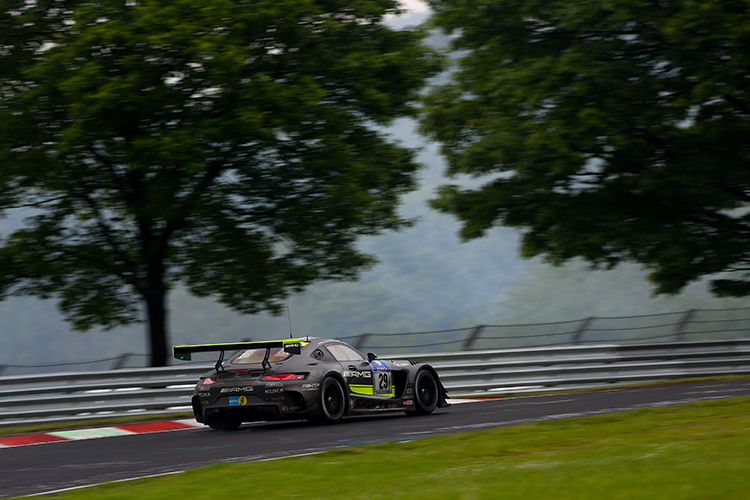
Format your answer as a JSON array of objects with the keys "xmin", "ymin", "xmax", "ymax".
[{"xmin": 21, "ymin": 395, "xmax": 750, "ymax": 500}]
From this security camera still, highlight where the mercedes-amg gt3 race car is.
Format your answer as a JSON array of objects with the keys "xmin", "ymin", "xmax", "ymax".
[{"xmin": 173, "ymin": 337, "xmax": 449, "ymax": 430}]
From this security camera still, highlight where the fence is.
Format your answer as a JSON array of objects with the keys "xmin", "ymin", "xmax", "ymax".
[
  {"xmin": 0, "ymin": 337, "xmax": 748, "ymax": 428},
  {"xmin": 3, "ymin": 306, "xmax": 749, "ymax": 377},
  {"xmin": 340, "ymin": 306, "xmax": 750, "ymax": 354}
]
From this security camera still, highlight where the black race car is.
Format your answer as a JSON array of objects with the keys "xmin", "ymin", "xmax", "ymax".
[{"xmin": 173, "ymin": 337, "xmax": 449, "ymax": 430}]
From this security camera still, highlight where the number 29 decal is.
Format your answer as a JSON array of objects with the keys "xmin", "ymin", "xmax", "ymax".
[{"xmin": 371, "ymin": 360, "xmax": 394, "ymax": 396}]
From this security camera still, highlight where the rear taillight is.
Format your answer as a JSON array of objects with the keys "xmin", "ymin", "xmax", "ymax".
[
  {"xmin": 261, "ymin": 374, "xmax": 306, "ymax": 381},
  {"xmin": 199, "ymin": 377, "xmax": 216, "ymax": 385}
]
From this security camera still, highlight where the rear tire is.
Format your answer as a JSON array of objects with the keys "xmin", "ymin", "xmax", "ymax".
[
  {"xmin": 410, "ymin": 369, "xmax": 438, "ymax": 416},
  {"xmin": 316, "ymin": 376, "xmax": 345, "ymax": 424}
]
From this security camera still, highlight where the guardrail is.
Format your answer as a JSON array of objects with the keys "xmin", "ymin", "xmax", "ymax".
[
  {"xmin": 5, "ymin": 306, "xmax": 750, "ymax": 377},
  {"xmin": 0, "ymin": 338, "xmax": 748, "ymax": 427}
]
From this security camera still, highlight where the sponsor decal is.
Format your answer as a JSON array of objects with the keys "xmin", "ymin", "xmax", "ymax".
[
  {"xmin": 198, "ymin": 392, "xmax": 211, "ymax": 398},
  {"xmin": 220, "ymin": 387, "xmax": 254, "ymax": 393},
  {"xmin": 264, "ymin": 382, "xmax": 283, "ymax": 388},
  {"xmin": 265, "ymin": 388, "xmax": 284, "ymax": 394},
  {"xmin": 301, "ymin": 383, "xmax": 320, "ymax": 391},
  {"xmin": 371, "ymin": 360, "xmax": 391, "ymax": 372},
  {"xmin": 283, "ymin": 341, "xmax": 302, "ymax": 355},
  {"xmin": 228, "ymin": 395, "xmax": 248, "ymax": 407},
  {"xmin": 370, "ymin": 360, "xmax": 393, "ymax": 396},
  {"xmin": 403, "ymin": 400, "xmax": 414, "ymax": 406},
  {"xmin": 343, "ymin": 370, "xmax": 372, "ymax": 378},
  {"xmin": 282, "ymin": 406, "xmax": 302, "ymax": 412}
]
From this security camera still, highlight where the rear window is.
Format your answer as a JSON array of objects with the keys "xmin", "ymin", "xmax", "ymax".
[{"xmin": 231, "ymin": 347, "xmax": 291, "ymax": 364}]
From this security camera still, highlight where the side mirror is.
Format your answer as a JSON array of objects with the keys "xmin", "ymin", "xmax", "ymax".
[{"xmin": 367, "ymin": 352, "xmax": 377, "ymax": 362}]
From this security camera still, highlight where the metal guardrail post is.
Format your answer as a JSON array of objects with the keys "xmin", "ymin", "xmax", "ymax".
[
  {"xmin": 463, "ymin": 325, "xmax": 486, "ymax": 350},
  {"xmin": 0, "ymin": 365, "xmax": 6, "ymax": 376},
  {"xmin": 111, "ymin": 353, "xmax": 132, "ymax": 370},
  {"xmin": 353, "ymin": 333, "xmax": 371, "ymax": 350},
  {"xmin": 675, "ymin": 309, "xmax": 697, "ymax": 342},
  {"xmin": 572, "ymin": 316, "xmax": 596, "ymax": 344}
]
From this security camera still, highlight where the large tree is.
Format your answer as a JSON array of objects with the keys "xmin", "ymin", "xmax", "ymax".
[
  {"xmin": 0, "ymin": 0, "xmax": 441, "ymax": 366},
  {"xmin": 419, "ymin": 0, "xmax": 750, "ymax": 297}
]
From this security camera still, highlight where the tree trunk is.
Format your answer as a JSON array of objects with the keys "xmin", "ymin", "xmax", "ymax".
[
  {"xmin": 146, "ymin": 287, "xmax": 169, "ymax": 367},
  {"xmin": 144, "ymin": 253, "xmax": 169, "ymax": 367},
  {"xmin": 146, "ymin": 291, "xmax": 169, "ymax": 366}
]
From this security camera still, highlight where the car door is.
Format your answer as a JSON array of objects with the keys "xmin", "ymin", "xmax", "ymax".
[{"xmin": 326, "ymin": 343, "xmax": 393, "ymax": 397}]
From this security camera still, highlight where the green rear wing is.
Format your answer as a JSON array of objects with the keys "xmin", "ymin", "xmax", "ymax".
[{"xmin": 173, "ymin": 339, "xmax": 305, "ymax": 361}]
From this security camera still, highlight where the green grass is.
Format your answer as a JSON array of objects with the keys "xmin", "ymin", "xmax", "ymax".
[{"xmin": 22, "ymin": 395, "xmax": 750, "ymax": 500}]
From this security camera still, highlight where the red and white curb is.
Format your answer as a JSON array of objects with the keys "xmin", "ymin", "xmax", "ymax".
[
  {"xmin": 0, "ymin": 419, "xmax": 203, "ymax": 448},
  {"xmin": 0, "ymin": 400, "xmax": 485, "ymax": 449}
]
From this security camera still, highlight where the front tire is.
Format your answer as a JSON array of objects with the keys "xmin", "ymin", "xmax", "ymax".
[
  {"xmin": 410, "ymin": 369, "xmax": 438, "ymax": 416},
  {"xmin": 316, "ymin": 376, "xmax": 346, "ymax": 424}
]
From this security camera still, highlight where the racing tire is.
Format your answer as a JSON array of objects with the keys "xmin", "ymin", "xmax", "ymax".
[
  {"xmin": 316, "ymin": 376, "xmax": 346, "ymax": 424},
  {"xmin": 206, "ymin": 411, "xmax": 242, "ymax": 431},
  {"xmin": 409, "ymin": 369, "xmax": 439, "ymax": 416}
]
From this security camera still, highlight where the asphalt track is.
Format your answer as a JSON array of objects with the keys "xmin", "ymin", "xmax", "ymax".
[{"xmin": 2, "ymin": 379, "xmax": 750, "ymax": 497}]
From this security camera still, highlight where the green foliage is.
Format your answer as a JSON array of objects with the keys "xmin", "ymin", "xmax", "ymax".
[
  {"xmin": 420, "ymin": 0, "xmax": 750, "ymax": 297},
  {"xmin": 0, "ymin": 0, "xmax": 441, "ymax": 364}
]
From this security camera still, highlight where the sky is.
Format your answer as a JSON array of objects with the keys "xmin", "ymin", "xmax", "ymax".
[{"xmin": 400, "ymin": 0, "xmax": 430, "ymax": 14}]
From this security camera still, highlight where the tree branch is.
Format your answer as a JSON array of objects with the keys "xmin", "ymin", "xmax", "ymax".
[
  {"xmin": 723, "ymin": 93, "xmax": 750, "ymax": 116},
  {"xmin": 1, "ymin": 195, "xmax": 69, "ymax": 210},
  {"xmin": 160, "ymin": 152, "xmax": 236, "ymax": 243},
  {"xmin": 69, "ymin": 181, "xmax": 142, "ymax": 292},
  {"xmin": 89, "ymin": 146, "xmax": 131, "ymax": 202}
]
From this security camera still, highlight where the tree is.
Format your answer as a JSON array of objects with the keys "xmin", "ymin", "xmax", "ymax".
[
  {"xmin": 419, "ymin": 0, "xmax": 750, "ymax": 297},
  {"xmin": 0, "ymin": 0, "xmax": 441, "ymax": 366}
]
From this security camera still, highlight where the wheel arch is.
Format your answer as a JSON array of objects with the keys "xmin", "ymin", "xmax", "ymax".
[
  {"xmin": 413, "ymin": 365, "xmax": 449, "ymax": 408},
  {"xmin": 323, "ymin": 370, "xmax": 351, "ymax": 416}
]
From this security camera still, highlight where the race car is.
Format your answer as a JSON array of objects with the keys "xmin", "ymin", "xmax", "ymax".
[{"xmin": 173, "ymin": 337, "xmax": 449, "ymax": 430}]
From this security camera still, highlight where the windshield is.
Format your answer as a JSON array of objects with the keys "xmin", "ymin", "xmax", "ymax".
[{"xmin": 231, "ymin": 347, "xmax": 291, "ymax": 365}]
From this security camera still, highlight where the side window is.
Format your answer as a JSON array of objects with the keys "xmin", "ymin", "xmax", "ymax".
[{"xmin": 326, "ymin": 344, "xmax": 366, "ymax": 362}]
